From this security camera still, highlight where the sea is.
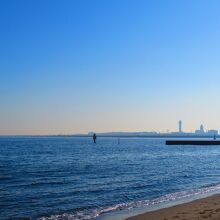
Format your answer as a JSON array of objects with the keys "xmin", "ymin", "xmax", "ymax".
[{"xmin": 1, "ymin": 136, "xmax": 220, "ymax": 220}]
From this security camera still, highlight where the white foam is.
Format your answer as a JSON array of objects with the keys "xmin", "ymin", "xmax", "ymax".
[{"xmin": 38, "ymin": 183, "xmax": 220, "ymax": 220}]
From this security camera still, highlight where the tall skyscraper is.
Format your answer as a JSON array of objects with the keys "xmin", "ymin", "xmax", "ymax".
[{"xmin": 179, "ymin": 120, "xmax": 182, "ymax": 133}]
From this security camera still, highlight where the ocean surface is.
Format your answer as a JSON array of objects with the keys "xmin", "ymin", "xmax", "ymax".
[{"xmin": 1, "ymin": 137, "xmax": 220, "ymax": 220}]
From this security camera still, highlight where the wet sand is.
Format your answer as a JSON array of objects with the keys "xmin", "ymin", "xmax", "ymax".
[{"xmin": 127, "ymin": 194, "xmax": 220, "ymax": 220}]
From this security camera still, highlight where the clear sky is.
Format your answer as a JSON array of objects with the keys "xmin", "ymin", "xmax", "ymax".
[{"xmin": 1, "ymin": 0, "xmax": 220, "ymax": 135}]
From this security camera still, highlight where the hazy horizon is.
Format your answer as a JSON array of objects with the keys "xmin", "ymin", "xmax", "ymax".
[
  {"xmin": 1, "ymin": 0, "xmax": 220, "ymax": 135},
  {"xmin": 0, "ymin": 123, "xmax": 217, "ymax": 136}
]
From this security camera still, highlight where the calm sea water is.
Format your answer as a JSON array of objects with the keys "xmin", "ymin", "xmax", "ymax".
[{"xmin": 1, "ymin": 137, "xmax": 220, "ymax": 220}]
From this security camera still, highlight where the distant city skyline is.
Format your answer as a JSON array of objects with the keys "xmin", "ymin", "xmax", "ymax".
[
  {"xmin": 173, "ymin": 120, "xmax": 218, "ymax": 136},
  {"xmin": 87, "ymin": 120, "xmax": 218, "ymax": 137},
  {"xmin": 1, "ymin": 0, "xmax": 220, "ymax": 135}
]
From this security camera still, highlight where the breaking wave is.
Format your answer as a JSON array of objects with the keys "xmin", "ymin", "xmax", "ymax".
[{"xmin": 38, "ymin": 182, "xmax": 220, "ymax": 220}]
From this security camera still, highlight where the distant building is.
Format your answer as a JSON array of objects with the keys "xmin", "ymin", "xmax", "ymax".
[
  {"xmin": 178, "ymin": 120, "xmax": 182, "ymax": 133},
  {"xmin": 207, "ymin": 130, "xmax": 218, "ymax": 136},
  {"xmin": 195, "ymin": 124, "xmax": 205, "ymax": 135}
]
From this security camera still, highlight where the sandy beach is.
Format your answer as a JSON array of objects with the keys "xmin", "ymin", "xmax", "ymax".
[{"xmin": 127, "ymin": 194, "xmax": 220, "ymax": 220}]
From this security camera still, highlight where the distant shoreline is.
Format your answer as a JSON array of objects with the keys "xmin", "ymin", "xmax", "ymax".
[{"xmin": 0, "ymin": 134, "xmax": 219, "ymax": 138}]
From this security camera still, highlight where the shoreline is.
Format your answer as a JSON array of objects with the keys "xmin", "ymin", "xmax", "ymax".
[
  {"xmin": 97, "ymin": 185, "xmax": 220, "ymax": 220},
  {"xmin": 126, "ymin": 193, "xmax": 220, "ymax": 220}
]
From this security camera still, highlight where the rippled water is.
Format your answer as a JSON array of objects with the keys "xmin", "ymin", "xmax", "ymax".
[{"xmin": 1, "ymin": 137, "xmax": 220, "ymax": 220}]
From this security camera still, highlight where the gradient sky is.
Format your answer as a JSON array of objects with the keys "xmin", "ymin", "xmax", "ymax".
[{"xmin": 1, "ymin": 0, "xmax": 220, "ymax": 135}]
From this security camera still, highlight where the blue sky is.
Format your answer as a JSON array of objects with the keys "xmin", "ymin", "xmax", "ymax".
[{"xmin": 1, "ymin": 0, "xmax": 220, "ymax": 134}]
